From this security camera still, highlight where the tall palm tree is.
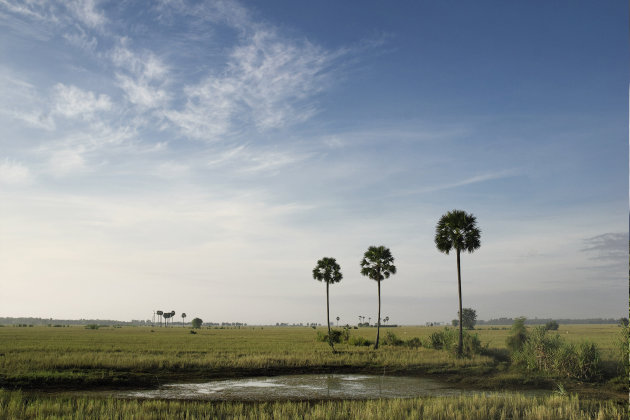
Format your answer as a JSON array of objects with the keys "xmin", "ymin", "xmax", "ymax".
[
  {"xmin": 312, "ymin": 257, "xmax": 343, "ymax": 349},
  {"xmin": 336, "ymin": 316, "xmax": 340, "ymax": 326},
  {"xmin": 360, "ymin": 245, "xmax": 396, "ymax": 349},
  {"xmin": 435, "ymin": 209, "xmax": 481, "ymax": 356},
  {"xmin": 181, "ymin": 312, "xmax": 187, "ymax": 328},
  {"xmin": 170, "ymin": 311, "xmax": 176, "ymax": 327},
  {"xmin": 157, "ymin": 310, "xmax": 163, "ymax": 327}
]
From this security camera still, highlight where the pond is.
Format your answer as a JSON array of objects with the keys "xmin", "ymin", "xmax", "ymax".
[{"xmin": 113, "ymin": 374, "xmax": 549, "ymax": 401}]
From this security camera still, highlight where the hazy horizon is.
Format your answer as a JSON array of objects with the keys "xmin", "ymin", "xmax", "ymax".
[{"xmin": 0, "ymin": 1, "xmax": 627, "ymax": 325}]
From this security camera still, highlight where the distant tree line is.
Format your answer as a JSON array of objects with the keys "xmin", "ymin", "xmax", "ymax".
[
  {"xmin": 476, "ymin": 317, "xmax": 623, "ymax": 326},
  {"xmin": 0, "ymin": 317, "xmax": 151, "ymax": 326}
]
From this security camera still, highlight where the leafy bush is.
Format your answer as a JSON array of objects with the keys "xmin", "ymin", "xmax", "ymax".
[
  {"xmin": 428, "ymin": 328, "xmax": 454, "ymax": 350},
  {"xmin": 506, "ymin": 317, "xmax": 528, "ymax": 353},
  {"xmin": 191, "ymin": 318, "xmax": 203, "ymax": 329},
  {"xmin": 349, "ymin": 336, "xmax": 373, "ymax": 346},
  {"xmin": 544, "ymin": 320, "xmax": 559, "ymax": 331},
  {"xmin": 426, "ymin": 327, "xmax": 483, "ymax": 356},
  {"xmin": 315, "ymin": 329, "xmax": 348, "ymax": 344},
  {"xmin": 573, "ymin": 341, "xmax": 600, "ymax": 381},
  {"xmin": 512, "ymin": 326, "xmax": 601, "ymax": 381},
  {"xmin": 382, "ymin": 331, "xmax": 404, "ymax": 346},
  {"xmin": 85, "ymin": 324, "xmax": 100, "ymax": 330},
  {"xmin": 406, "ymin": 337, "xmax": 423, "ymax": 348}
]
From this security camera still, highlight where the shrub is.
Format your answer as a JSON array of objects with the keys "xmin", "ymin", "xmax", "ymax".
[
  {"xmin": 428, "ymin": 329, "xmax": 454, "ymax": 350},
  {"xmin": 382, "ymin": 331, "xmax": 404, "ymax": 346},
  {"xmin": 573, "ymin": 341, "xmax": 600, "ymax": 381},
  {"xmin": 315, "ymin": 329, "xmax": 347, "ymax": 344},
  {"xmin": 506, "ymin": 317, "xmax": 528, "ymax": 353},
  {"xmin": 544, "ymin": 320, "xmax": 559, "ymax": 331},
  {"xmin": 406, "ymin": 337, "xmax": 422, "ymax": 348},
  {"xmin": 85, "ymin": 324, "xmax": 100, "ymax": 330},
  {"xmin": 191, "ymin": 318, "xmax": 203, "ymax": 329},
  {"xmin": 513, "ymin": 326, "xmax": 562, "ymax": 372},
  {"xmin": 349, "ymin": 336, "xmax": 373, "ymax": 346},
  {"xmin": 426, "ymin": 327, "xmax": 482, "ymax": 356},
  {"xmin": 512, "ymin": 326, "xmax": 601, "ymax": 381}
]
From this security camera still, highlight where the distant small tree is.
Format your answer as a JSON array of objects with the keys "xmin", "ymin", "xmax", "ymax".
[
  {"xmin": 163, "ymin": 312, "xmax": 171, "ymax": 327},
  {"xmin": 618, "ymin": 317, "xmax": 629, "ymax": 327},
  {"xmin": 191, "ymin": 317, "xmax": 203, "ymax": 329},
  {"xmin": 170, "ymin": 311, "xmax": 176, "ymax": 327},
  {"xmin": 459, "ymin": 308, "xmax": 477, "ymax": 329},
  {"xmin": 181, "ymin": 313, "xmax": 187, "ymax": 328},
  {"xmin": 384, "ymin": 316, "xmax": 389, "ymax": 325},
  {"xmin": 452, "ymin": 319, "xmax": 459, "ymax": 327},
  {"xmin": 157, "ymin": 310, "xmax": 163, "ymax": 327},
  {"xmin": 336, "ymin": 316, "xmax": 340, "ymax": 326},
  {"xmin": 544, "ymin": 320, "xmax": 559, "ymax": 331}
]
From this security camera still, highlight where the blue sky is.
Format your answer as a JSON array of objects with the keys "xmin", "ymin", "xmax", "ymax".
[{"xmin": 0, "ymin": 1, "xmax": 626, "ymax": 324}]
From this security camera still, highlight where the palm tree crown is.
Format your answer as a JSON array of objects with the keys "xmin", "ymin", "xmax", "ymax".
[
  {"xmin": 435, "ymin": 209, "xmax": 481, "ymax": 254},
  {"xmin": 312, "ymin": 257, "xmax": 343, "ymax": 284},
  {"xmin": 360, "ymin": 246, "xmax": 397, "ymax": 280}
]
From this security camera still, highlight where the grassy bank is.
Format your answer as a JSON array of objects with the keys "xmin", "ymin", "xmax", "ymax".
[{"xmin": 0, "ymin": 390, "xmax": 625, "ymax": 420}]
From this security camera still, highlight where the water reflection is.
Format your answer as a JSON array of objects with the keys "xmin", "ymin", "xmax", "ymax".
[{"xmin": 116, "ymin": 374, "xmax": 548, "ymax": 401}]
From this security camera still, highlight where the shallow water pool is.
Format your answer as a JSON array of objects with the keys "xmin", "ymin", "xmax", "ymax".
[{"xmin": 114, "ymin": 374, "xmax": 548, "ymax": 401}]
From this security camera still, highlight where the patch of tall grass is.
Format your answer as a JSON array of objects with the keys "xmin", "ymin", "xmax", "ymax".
[
  {"xmin": 0, "ymin": 390, "xmax": 624, "ymax": 420},
  {"xmin": 511, "ymin": 326, "xmax": 602, "ymax": 381},
  {"xmin": 426, "ymin": 328, "xmax": 484, "ymax": 357}
]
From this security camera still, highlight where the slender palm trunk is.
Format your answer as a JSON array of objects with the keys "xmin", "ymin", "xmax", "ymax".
[
  {"xmin": 326, "ymin": 282, "xmax": 334, "ymax": 350},
  {"xmin": 375, "ymin": 280, "xmax": 381, "ymax": 349},
  {"xmin": 457, "ymin": 248, "xmax": 463, "ymax": 356}
]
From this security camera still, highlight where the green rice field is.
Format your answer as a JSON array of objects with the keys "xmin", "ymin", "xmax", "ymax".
[{"xmin": 0, "ymin": 324, "xmax": 626, "ymax": 419}]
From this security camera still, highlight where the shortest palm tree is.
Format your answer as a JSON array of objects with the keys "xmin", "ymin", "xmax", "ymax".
[
  {"xmin": 312, "ymin": 257, "xmax": 343, "ymax": 350},
  {"xmin": 181, "ymin": 313, "xmax": 187, "ymax": 328}
]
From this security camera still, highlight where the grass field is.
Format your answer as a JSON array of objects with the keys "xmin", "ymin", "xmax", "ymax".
[
  {"xmin": 0, "ymin": 390, "xmax": 626, "ymax": 420},
  {"xmin": 0, "ymin": 324, "xmax": 626, "ymax": 418}
]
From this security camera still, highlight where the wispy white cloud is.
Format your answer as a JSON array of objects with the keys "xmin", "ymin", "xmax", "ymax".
[
  {"xmin": 395, "ymin": 170, "xmax": 518, "ymax": 196},
  {"xmin": 0, "ymin": 72, "xmax": 55, "ymax": 130},
  {"xmin": 206, "ymin": 144, "xmax": 310, "ymax": 173},
  {"xmin": 164, "ymin": 12, "xmax": 344, "ymax": 141},
  {"xmin": 66, "ymin": 0, "xmax": 105, "ymax": 29},
  {"xmin": 111, "ymin": 42, "xmax": 170, "ymax": 109},
  {"xmin": 0, "ymin": 159, "xmax": 33, "ymax": 185},
  {"xmin": 0, "ymin": 0, "xmax": 105, "ymax": 35},
  {"xmin": 52, "ymin": 83, "xmax": 111, "ymax": 119}
]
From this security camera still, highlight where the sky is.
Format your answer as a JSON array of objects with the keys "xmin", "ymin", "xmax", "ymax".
[{"xmin": 0, "ymin": 1, "xmax": 627, "ymax": 325}]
